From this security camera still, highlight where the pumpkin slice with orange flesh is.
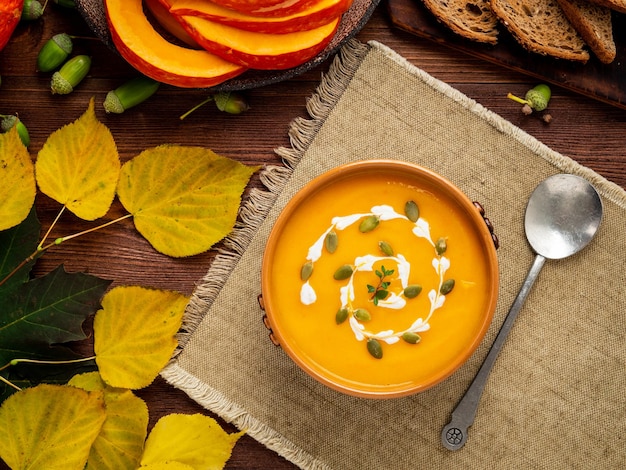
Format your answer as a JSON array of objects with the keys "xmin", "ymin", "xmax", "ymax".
[
  {"xmin": 144, "ymin": 0, "xmax": 200, "ymax": 48},
  {"xmin": 204, "ymin": 0, "xmax": 316, "ymax": 16},
  {"xmin": 177, "ymin": 14, "xmax": 340, "ymax": 69},
  {"xmin": 104, "ymin": 0, "xmax": 245, "ymax": 88},
  {"xmin": 168, "ymin": 0, "xmax": 353, "ymax": 34}
]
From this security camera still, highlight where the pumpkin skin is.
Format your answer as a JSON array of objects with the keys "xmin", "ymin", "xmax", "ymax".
[
  {"xmin": 0, "ymin": 0, "xmax": 23, "ymax": 52},
  {"xmin": 168, "ymin": 0, "xmax": 353, "ymax": 34},
  {"xmin": 178, "ymin": 14, "xmax": 339, "ymax": 69},
  {"xmin": 104, "ymin": 0, "xmax": 246, "ymax": 88}
]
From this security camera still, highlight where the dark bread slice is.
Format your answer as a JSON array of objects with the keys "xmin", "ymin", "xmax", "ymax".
[
  {"xmin": 490, "ymin": 0, "xmax": 590, "ymax": 62},
  {"xmin": 585, "ymin": 0, "xmax": 626, "ymax": 13},
  {"xmin": 420, "ymin": 0, "xmax": 499, "ymax": 44},
  {"xmin": 556, "ymin": 0, "xmax": 616, "ymax": 63}
]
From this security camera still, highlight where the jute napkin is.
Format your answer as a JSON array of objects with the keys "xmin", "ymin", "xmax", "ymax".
[{"xmin": 162, "ymin": 40, "xmax": 626, "ymax": 469}]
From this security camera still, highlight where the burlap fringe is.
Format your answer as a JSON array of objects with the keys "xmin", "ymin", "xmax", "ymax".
[{"xmin": 370, "ymin": 41, "xmax": 626, "ymax": 209}]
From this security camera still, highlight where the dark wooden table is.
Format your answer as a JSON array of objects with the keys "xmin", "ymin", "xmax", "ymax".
[{"xmin": 1, "ymin": 3, "xmax": 625, "ymax": 469}]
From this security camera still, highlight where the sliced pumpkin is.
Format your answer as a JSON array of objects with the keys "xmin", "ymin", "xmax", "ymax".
[
  {"xmin": 144, "ymin": 0, "xmax": 200, "ymax": 48},
  {"xmin": 104, "ymin": 0, "xmax": 245, "ymax": 88},
  {"xmin": 169, "ymin": 0, "xmax": 353, "ymax": 34},
  {"xmin": 179, "ymin": 14, "xmax": 340, "ymax": 69},
  {"xmin": 202, "ymin": 0, "xmax": 312, "ymax": 15}
]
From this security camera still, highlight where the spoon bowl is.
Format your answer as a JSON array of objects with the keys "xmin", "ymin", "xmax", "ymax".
[
  {"xmin": 441, "ymin": 173, "xmax": 603, "ymax": 450},
  {"xmin": 525, "ymin": 174, "xmax": 603, "ymax": 259}
]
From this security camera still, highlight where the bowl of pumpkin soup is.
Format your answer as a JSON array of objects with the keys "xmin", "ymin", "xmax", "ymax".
[{"xmin": 260, "ymin": 161, "xmax": 499, "ymax": 398}]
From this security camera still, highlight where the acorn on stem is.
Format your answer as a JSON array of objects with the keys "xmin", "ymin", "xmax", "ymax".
[{"xmin": 507, "ymin": 84, "xmax": 552, "ymax": 115}]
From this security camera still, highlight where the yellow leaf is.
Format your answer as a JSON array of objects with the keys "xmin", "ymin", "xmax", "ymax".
[
  {"xmin": 94, "ymin": 286, "xmax": 188, "ymax": 389},
  {"xmin": 0, "ymin": 125, "xmax": 36, "ymax": 231},
  {"xmin": 35, "ymin": 98, "xmax": 120, "ymax": 220},
  {"xmin": 69, "ymin": 372, "xmax": 149, "ymax": 470},
  {"xmin": 0, "ymin": 383, "xmax": 106, "ymax": 470},
  {"xmin": 116, "ymin": 145, "xmax": 258, "ymax": 257},
  {"xmin": 140, "ymin": 414, "xmax": 244, "ymax": 469}
]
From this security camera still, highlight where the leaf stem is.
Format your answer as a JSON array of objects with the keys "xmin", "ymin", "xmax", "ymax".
[
  {"xmin": 179, "ymin": 96, "xmax": 214, "ymax": 120},
  {"xmin": 38, "ymin": 205, "xmax": 66, "ymax": 250},
  {"xmin": 45, "ymin": 213, "xmax": 133, "ymax": 248},
  {"xmin": 0, "ymin": 213, "xmax": 132, "ymax": 288},
  {"xmin": 0, "ymin": 375, "xmax": 21, "ymax": 392},
  {"xmin": 10, "ymin": 356, "xmax": 96, "ymax": 366}
]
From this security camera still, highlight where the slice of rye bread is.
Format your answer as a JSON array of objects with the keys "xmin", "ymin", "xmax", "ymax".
[
  {"xmin": 585, "ymin": 0, "xmax": 626, "ymax": 13},
  {"xmin": 490, "ymin": 0, "xmax": 590, "ymax": 62},
  {"xmin": 420, "ymin": 0, "xmax": 499, "ymax": 44},
  {"xmin": 556, "ymin": 0, "xmax": 616, "ymax": 63}
]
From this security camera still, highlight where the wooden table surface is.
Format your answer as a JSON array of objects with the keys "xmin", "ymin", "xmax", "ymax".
[{"xmin": 1, "ymin": 3, "xmax": 625, "ymax": 469}]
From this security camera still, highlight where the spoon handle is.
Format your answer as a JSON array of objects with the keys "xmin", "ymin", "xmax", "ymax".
[{"xmin": 441, "ymin": 254, "xmax": 546, "ymax": 450}]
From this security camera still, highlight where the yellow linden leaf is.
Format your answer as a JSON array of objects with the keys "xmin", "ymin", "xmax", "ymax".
[
  {"xmin": 35, "ymin": 97, "xmax": 120, "ymax": 220},
  {"xmin": 0, "ymin": 125, "xmax": 36, "ymax": 231},
  {"xmin": 69, "ymin": 372, "xmax": 149, "ymax": 470},
  {"xmin": 140, "ymin": 414, "xmax": 244, "ymax": 469},
  {"xmin": 0, "ymin": 383, "xmax": 106, "ymax": 470},
  {"xmin": 94, "ymin": 286, "xmax": 188, "ymax": 389},
  {"xmin": 116, "ymin": 145, "xmax": 258, "ymax": 257}
]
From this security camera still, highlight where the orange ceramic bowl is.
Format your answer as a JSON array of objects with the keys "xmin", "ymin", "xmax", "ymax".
[{"xmin": 261, "ymin": 161, "xmax": 499, "ymax": 398}]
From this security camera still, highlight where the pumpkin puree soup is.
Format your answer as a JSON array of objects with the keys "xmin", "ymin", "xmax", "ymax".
[{"xmin": 263, "ymin": 162, "xmax": 498, "ymax": 397}]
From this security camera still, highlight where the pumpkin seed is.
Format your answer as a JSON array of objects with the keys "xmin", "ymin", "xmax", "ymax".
[
  {"xmin": 367, "ymin": 338, "xmax": 383, "ymax": 359},
  {"xmin": 435, "ymin": 237, "xmax": 447, "ymax": 255},
  {"xmin": 335, "ymin": 308, "xmax": 349, "ymax": 324},
  {"xmin": 378, "ymin": 240, "xmax": 394, "ymax": 256},
  {"xmin": 402, "ymin": 332, "xmax": 421, "ymax": 344},
  {"xmin": 359, "ymin": 215, "xmax": 379, "ymax": 233},
  {"xmin": 333, "ymin": 264, "xmax": 354, "ymax": 280},
  {"xmin": 440, "ymin": 279, "xmax": 455, "ymax": 295},
  {"xmin": 353, "ymin": 308, "xmax": 371, "ymax": 322},
  {"xmin": 405, "ymin": 200, "xmax": 419, "ymax": 222},
  {"xmin": 325, "ymin": 231, "xmax": 338, "ymax": 253},
  {"xmin": 300, "ymin": 261, "xmax": 313, "ymax": 281},
  {"xmin": 403, "ymin": 284, "xmax": 422, "ymax": 298}
]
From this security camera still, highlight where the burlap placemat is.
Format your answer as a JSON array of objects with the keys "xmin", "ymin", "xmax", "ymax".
[{"xmin": 162, "ymin": 40, "xmax": 626, "ymax": 469}]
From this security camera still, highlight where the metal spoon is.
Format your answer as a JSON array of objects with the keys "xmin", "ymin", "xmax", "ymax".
[{"xmin": 441, "ymin": 173, "xmax": 603, "ymax": 451}]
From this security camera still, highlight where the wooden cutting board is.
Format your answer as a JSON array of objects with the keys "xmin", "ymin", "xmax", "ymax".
[{"xmin": 387, "ymin": 0, "xmax": 626, "ymax": 110}]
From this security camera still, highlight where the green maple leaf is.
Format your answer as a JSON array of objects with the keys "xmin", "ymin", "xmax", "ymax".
[
  {"xmin": 0, "ymin": 207, "xmax": 40, "ymax": 296},
  {"xmin": 0, "ymin": 265, "xmax": 111, "ymax": 401}
]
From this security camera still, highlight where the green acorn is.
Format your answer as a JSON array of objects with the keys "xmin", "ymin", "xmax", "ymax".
[
  {"xmin": 103, "ymin": 76, "xmax": 160, "ymax": 113},
  {"xmin": 37, "ymin": 33, "xmax": 73, "ymax": 72},
  {"xmin": 50, "ymin": 55, "xmax": 91, "ymax": 94}
]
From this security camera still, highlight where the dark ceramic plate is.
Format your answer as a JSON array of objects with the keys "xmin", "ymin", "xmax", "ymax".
[{"xmin": 75, "ymin": 0, "xmax": 380, "ymax": 91}]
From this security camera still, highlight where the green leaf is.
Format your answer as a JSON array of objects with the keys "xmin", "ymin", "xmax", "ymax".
[
  {"xmin": 116, "ymin": 145, "xmax": 258, "ymax": 257},
  {"xmin": 0, "ymin": 383, "xmax": 106, "ymax": 470},
  {"xmin": 35, "ymin": 98, "xmax": 121, "ymax": 220},
  {"xmin": 0, "ymin": 206, "xmax": 40, "ymax": 296},
  {"xmin": 0, "ymin": 125, "xmax": 36, "ymax": 231},
  {"xmin": 94, "ymin": 286, "xmax": 187, "ymax": 389},
  {"xmin": 0, "ymin": 265, "xmax": 111, "ymax": 371},
  {"xmin": 69, "ymin": 372, "xmax": 149, "ymax": 470}
]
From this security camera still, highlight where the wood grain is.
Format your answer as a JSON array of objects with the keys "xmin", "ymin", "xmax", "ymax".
[{"xmin": 0, "ymin": 3, "xmax": 624, "ymax": 468}]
